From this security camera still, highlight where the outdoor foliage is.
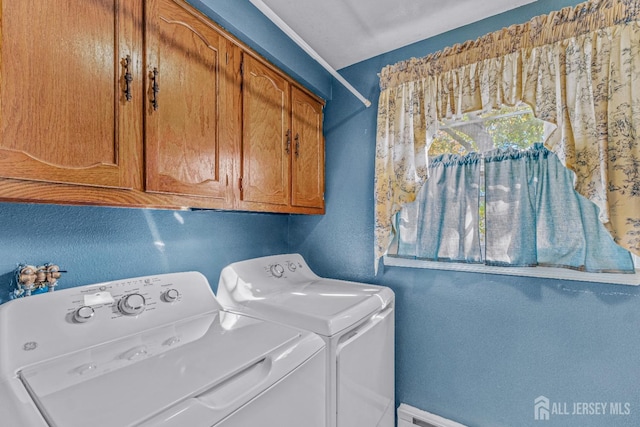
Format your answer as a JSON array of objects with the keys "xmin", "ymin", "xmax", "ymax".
[{"xmin": 429, "ymin": 104, "xmax": 545, "ymax": 156}]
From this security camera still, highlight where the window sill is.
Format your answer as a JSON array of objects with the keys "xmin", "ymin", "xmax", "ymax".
[{"xmin": 383, "ymin": 256, "xmax": 640, "ymax": 286}]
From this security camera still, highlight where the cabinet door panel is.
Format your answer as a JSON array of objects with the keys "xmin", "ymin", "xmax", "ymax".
[
  {"xmin": 145, "ymin": 0, "xmax": 230, "ymax": 200},
  {"xmin": 291, "ymin": 87, "xmax": 324, "ymax": 208},
  {"xmin": 0, "ymin": 0, "xmax": 140, "ymax": 188},
  {"xmin": 241, "ymin": 55, "xmax": 290, "ymax": 206}
]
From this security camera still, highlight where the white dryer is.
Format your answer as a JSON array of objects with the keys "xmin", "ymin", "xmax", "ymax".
[
  {"xmin": 0, "ymin": 271, "xmax": 326, "ymax": 427},
  {"xmin": 217, "ymin": 253, "xmax": 395, "ymax": 427}
]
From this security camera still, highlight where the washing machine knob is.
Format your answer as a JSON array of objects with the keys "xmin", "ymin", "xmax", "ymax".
[
  {"xmin": 119, "ymin": 293, "xmax": 146, "ymax": 315},
  {"xmin": 162, "ymin": 288, "xmax": 180, "ymax": 303},
  {"xmin": 73, "ymin": 306, "xmax": 95, "ymax": 323},
  {"xmin": 270, "ymin": 264, "xmax": 285, "ymax": 278}
]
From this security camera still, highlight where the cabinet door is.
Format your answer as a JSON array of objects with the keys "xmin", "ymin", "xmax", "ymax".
[
  {"xmin": 241, "ymin": 55, "xmax": 290, "ymax": 207},
  {"xmin": 0, "ymin": 0, "xmax": 141, "ymax": 188},
  {"xmin": 145, "ymin": 0, "xmax": 232, "ymax": 200},
  {"xmin": 291, "ymin": 87, "xmax": 324, "ymax": 209}
]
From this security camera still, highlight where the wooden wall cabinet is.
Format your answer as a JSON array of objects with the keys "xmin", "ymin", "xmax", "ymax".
[
  {"xmin": 290, "ymin": 86, "xmax": 325, "ymax": 210},
  {"xmin": 0, "ymin": 0, "xmax": 142, "ymax": 190},
  {"xmin": 0, "ymin": 0, "xmax": 324, "ymax": 214},
  {"xmin": 145, "ymin": 0, "xmax": 234, "ymax": 204},
  {"xmin": 239, "ymin": 55, "xmax": 324, "ymax": 214}
]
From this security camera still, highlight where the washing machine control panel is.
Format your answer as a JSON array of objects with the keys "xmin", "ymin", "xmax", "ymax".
[
  {"xmin": 63, "ymin": 276, "xmax": 177, "ymax": 321},
  {"xmin": 60, "ymin": 274, "xmax": 210, "ymax": 324},
  {"xmin": 0, "ymin": 272, "xmax": 220, "ymax": 372}
]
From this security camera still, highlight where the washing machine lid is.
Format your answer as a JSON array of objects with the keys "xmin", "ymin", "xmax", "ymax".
[
  {"xmin": 218, "ymin": 254, "xmax": 394, "ymax": 336},
  {"xmin": 18, "ymin": 311, "xmax": 323, "ymax": 427}
]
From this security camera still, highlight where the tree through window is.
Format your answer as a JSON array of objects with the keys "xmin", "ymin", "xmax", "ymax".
[{"xmin": 429, "ymin": 104, "xmax": 545, "ymax": 156}]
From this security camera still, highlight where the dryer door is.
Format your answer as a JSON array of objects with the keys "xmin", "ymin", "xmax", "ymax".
[{"xmin": 336, "ymin": 305, "xmax": 395, "ymax": 427}]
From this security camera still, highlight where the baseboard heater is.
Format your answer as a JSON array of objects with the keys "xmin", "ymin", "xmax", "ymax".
[{"xmin": 397, "ymin": 404, "xmax": 467, "ymax": 427}]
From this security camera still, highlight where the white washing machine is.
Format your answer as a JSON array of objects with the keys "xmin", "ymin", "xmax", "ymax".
[
  {"xmin": 0, "ymin": 271, "xmax": 326, "ymax": 427},
  {"xmin": 217, "ymin": 253, "xmax": 395, "ymax": 427}
]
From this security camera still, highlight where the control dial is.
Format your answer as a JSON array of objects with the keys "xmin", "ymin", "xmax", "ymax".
[
  {"xmin": 270, "ymin": 264, "xmax": 285, "ymax": 278},
  {"xmin": 73, "ymin": 306, "xmax": 95, "ymax": 323},
  {"xmin": 162, "ymin": 288, "xmax": 180, "ymax": 303},
  {"xmin": 118, "ymin": 293, "xmax": 146, "ymax": 316}
]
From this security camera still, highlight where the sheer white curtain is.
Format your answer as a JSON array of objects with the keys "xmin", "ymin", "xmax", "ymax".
[
  {"xmin": 395, "ymin": 144, "xmax": 635, "ymax": 272},
  {"xmin": 396, "ymin": 153, "xmax": 482, "ymax": 262},
  {"xmin": 483, "ymin": 144, "xmax": 634, "ymax": 272}
]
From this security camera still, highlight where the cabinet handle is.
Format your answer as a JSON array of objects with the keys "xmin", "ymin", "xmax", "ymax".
[
  {"xmin": 294, "ymin": 133, "xmax": 300, "ymax": 158},
  {"xmin": 286, "ymin": 130, "xmax": 291, "ymax": 155},
  {"xmin": 123, "ymin": 55, "xmax": 133, "ymax": 102},
  {"xmin": 150, "ymin": 67, "xmax": 160, "ymax": 111}
]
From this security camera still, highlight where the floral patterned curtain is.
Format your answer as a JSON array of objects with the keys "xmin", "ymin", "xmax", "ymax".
[{"xmin": 374, "ymin": 0, "xmax": 640, "ymax": 272}]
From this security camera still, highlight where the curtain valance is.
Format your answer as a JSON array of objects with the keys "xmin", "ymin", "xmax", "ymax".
[
  {"xmin": 374, "ymin": 0, "xmax": 640, "ymax": 272},
  {"xmin": 378, "ymin": 0, "xmax": 640, "ymax": 90}
]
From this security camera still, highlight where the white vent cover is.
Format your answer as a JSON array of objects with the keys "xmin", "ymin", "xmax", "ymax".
[{"xmin": 397, "ymin": 404, "xmax": 467, "ymax": 427}]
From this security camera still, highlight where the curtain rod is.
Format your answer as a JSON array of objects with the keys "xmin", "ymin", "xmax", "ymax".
[{"xmin": 249, "ymin": 0, "xmax": 371, "ymax": 108}]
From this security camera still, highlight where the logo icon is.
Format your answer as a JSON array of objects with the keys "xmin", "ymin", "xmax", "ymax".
[
  {"xmin": 535, "ymin": 396, "xmax": 550, "ymax": 420},
  {"xmin": 22, "ymin": 341, "xmax": 38, "ymax": 351}
]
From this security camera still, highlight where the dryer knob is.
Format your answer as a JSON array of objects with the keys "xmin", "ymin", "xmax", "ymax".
[
  {"xmin": 270, "ymin": 264, "xmax": 285, "ymax": 278},
  {"xmin": 119, "ymin": 293, "xmax": 146, "ymax": 315},
  {"xmin": 73, "ymin": 306, "xmax": 95, "ymax": 323}
]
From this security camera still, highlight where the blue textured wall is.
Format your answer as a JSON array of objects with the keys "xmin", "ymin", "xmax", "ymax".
[
  {"xmin": 290, "ymin": 0, "xmax": 640, "ymax": 426},
  {"xmin": 0, "ymin": 204, "xmax": 288, "ymax": 303}
]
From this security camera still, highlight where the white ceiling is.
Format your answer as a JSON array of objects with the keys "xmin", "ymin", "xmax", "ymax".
[{"xmin": 252, "ymin": 0, "xmax": 537, "ymax": 70}]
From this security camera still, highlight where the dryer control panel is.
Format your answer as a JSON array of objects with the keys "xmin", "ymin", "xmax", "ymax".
[
  {"xmin": 267, "ymin": 258, "xmax": 306, "ymax": 279},
  {"xmin": 226, "ymin": 253, "xmax": 319, "ymax": 284}
]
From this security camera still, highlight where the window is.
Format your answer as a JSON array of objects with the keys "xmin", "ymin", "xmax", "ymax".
[
  {"xmin": 431, "ymin": 104, "xmax": 546, "ymax": 156},
  {"xmin": 386, "ymin": 105, "xmax": 639, "ymax": 285}
]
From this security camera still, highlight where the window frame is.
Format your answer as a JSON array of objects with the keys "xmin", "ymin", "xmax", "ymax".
[{"xmin": 384, "ymin": 254, "xmax": 640, "ymax": 285}]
